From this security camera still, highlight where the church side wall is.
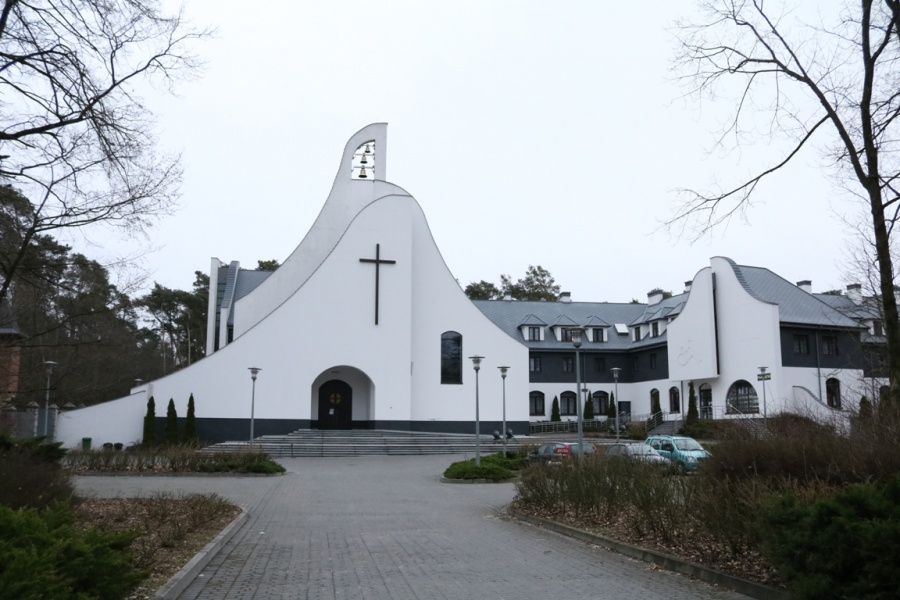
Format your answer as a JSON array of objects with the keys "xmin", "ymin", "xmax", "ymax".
[{"xmin": 667, "ymin": 268, "xmax": 718, "ymax": 381}]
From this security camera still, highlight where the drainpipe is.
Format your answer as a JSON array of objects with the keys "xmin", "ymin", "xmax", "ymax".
[{"xmin": 814, "ymin": 330, "xmax": 823, "ymax": 402}]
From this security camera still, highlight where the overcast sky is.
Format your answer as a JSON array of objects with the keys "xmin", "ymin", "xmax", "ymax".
[{"xmin": 90, "ymin": 0, "xmax": 863, "ymax": 303}]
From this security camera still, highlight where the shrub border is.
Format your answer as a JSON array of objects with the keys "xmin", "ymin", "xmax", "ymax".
[
  {"xmin": 152, "ymin": 510, "xmax": 248, "ymax": 600},
  {"xmin": 506, "ymin": 507, "xmax": 789, "ymax": 600}
]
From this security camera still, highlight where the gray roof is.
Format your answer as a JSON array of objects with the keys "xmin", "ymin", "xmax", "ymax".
[
  {"xmin": 726, "ymin": 259, "xmax": 862, "ymax": 329},
  {"xmin": 234, "ymin": 269, "xmax": 274, "ymax": 301},
  {"xmin": 473, "ymin": 299, "xmax": 651, "ymax": 351}
]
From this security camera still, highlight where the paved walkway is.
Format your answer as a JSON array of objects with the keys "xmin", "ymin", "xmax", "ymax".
[{"xmin": 75, "ymin": 455, "xmax": 751, "ymax": 600}]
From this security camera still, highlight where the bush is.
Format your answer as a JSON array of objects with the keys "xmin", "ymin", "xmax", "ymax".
[
  {"xmin": 482, "ymin": 452, "xmax": 527, "ymax": 471},
  {"xmin": 761, "ymin": 476, "xmax": 900, "ymax": 600},
  {"xmin": 0, "ymin": 503, "xmax": 144, "ymax": 600},
  {"xmin": 443, "ymin": 458, "xmax": 515, "ymax": 481},
  {"xmin": 165, "ymin": 399, "xmax": 179, "ymax": 444},
  {"xmin": 142, "ymin": 395, "xmax": 156, "ymax": 445},
  {"xmin": 0, "ymin": 434, "xmax": 73, "ymax": 510}
]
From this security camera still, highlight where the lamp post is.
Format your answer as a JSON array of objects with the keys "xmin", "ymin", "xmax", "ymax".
[
  {"xmin": 758, "ymin": 366, "xmax": 769, "ymax": 423},
  {"xmin": 248, "ymin": 367, "xmax": 261, "ymax": 447},
  {"xmin": 571, "ymin": 327, "xmax": 584, "ymax": 454},
  {"xmin": 469, "ymin": 355, "xmax": 484, "ymax": 466},
  {"xmin": 498, "ymin": 366, "xmax": 510, "ymax": 458},
  {"xmin": 611, "ymin": 367, "xmax": 621, "ymax": 442},
  {"xmin": 43, "ymin": 360, "xmax": 57, "ymax": 438}
]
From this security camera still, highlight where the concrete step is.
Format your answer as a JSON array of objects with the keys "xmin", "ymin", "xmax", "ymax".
[{"xmin": 203, "ymin": 429, "xmax": 522, "ymax": 458}]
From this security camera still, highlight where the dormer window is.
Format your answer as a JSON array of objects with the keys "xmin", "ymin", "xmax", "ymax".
[
  {"xmin": 633, "ymin": 327, "xmax": 641, "ymax": 342},
  {"xmin": 592, "ymin": 328, "xmax": 606, "ymax": 343},
  {"xmin": 562, "ymin": 328, "xmax": 575, "ymax": 342},
  {"xmin": 651, "ymin": 322, "xmax": 659, "ymax": 338},
  {"xmin": 528, "ymin": 326, "xmax": 541, "ymax": 341}
]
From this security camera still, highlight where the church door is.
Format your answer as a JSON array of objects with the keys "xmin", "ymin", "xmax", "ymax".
[{"xmin": 318, "ymin": 380, "xmax": 352, "ymax": 430}]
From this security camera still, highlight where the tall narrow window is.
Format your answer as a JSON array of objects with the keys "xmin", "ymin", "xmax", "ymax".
[
  {"xmin": 823, "ymin": 335, "xmax": 839, "ymax": 356},
  {"xmin": 650, "ymin": 353, "xmax": 657, "ymax": 370},
  {"xmin": 529, "ymin": 391, "xmax": 545, "ymax": 416},
  {"xmin": 593, "ymin": 391, "xmax": 609, "ymax": 415},
  {"xmin": 793, "ymin": 334, "xmax": 810, "ymax": 354},
  {"xmin": 528, "ymin": 326, "xmax": 541, "ymax": 341},
  {"xmin": 669, "ymin": 387, "xmax": 680, "ymax": 413},
  {"xmin": 562, "ymin": 357, "xmax": 574, "ymax": 373},
  {"xmin": 440, "ymin": 331, "xmax": 462, "ymax": 384},
  {"xmin": 593, "ymin": 328, "xmax": 605, "ymax": 342},
  {"xmin": 560, "ymin": 392, "xmax": 577, "ymax": 416},
  {"xmin": 826, "ymin": 378, "xmax": 842, "ymax": 409},
  {"xmin": 651, "ymin": 322, "xmax": 659, "ymax": 337},
  {"xmin": 529, "ymin": 357, "xmax": 542, "ymax": 372}
]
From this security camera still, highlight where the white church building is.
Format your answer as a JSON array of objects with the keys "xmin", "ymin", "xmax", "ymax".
[{"xmin": 56, "ymin": 125, "xmax": 883, "ymax": 447}]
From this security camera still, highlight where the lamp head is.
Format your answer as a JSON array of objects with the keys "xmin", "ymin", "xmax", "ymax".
[
  {"xmin": 248, "ymin": 367, "xmax": 262, "ymax": 381},
  {"xmin": 468, "ymin": 355, "xmax": 484, "ymax": 371},
  {"xmin": 570, "ymin": 327, "xmax": 583, "ymax": 348},
  {"xmin": 44, "ymin": 360, "xmax": 57, "ymax": 375},
  {"xmin": 610, "ymin": 367, "xmax": 621, "ymax": 380},
  {"xmin": 498, "ymin": 366, "xmax": 509, "ymax": 378}
]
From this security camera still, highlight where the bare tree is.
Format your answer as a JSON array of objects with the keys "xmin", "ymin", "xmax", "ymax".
[
  {"xmin": 0, "ymin": 0, "xmax": 208, "ymax": 306},
  {"xmin": 670, "ymin": 0, "xmax": 900, "ymax": 400}
]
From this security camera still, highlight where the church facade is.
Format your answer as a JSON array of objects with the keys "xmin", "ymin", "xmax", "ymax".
[{"xmin": 55, "ymin": 125, "xmax": 882, "ymax": 447}]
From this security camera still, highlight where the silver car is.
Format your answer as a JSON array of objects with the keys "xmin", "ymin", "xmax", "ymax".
[{"xmin": 603, "ymin": 442, "xmax": 669, "ymax": 465}]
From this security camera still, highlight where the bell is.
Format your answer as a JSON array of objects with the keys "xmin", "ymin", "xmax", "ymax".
[
  {"xmin": 360, "ymin": 154, "xmax": 368, "ymax": 164},
  {"xmin": 364, "ymin": 143, "xmax": 372, "ymax": 154},
  {"xmin": 358, "ymin": 166, "xmax": 368, "ymax": 179}
]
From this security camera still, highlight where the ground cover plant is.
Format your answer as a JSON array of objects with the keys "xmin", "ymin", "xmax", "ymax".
[
  {"xmin": 0, "ymin": 435, "xmax": 245, "ymax": 599},
  {"xmin": 443, "ymin": 451, "xmax": 526, "ymax": 481},
  {"xmin": 514, "ymin": 411, "xmax": 900, "ymax": 596}
]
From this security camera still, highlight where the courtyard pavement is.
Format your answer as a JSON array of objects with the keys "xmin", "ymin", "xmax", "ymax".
[{"xmin": 75, "ymin": 455, "xmax": 752, "ymax": 600}]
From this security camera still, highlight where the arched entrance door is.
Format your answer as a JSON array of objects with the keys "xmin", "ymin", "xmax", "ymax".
[{"xmin": 318, "ymin": 380, "xmax": 352, "ymax": 430}]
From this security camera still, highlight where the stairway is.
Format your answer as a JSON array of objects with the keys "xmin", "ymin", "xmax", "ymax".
[
  {"xmin": 204, "ymin": 429, "xmax": 522, "ymax": 458},
  {"xmin": 647, "ymin": 419, "xmax": 683, "ymax": 436}
]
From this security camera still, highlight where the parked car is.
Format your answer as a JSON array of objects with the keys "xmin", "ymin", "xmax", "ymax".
[
  {"xmin": 644, "ymin": 435, "xmax": 711, "ymax": 473},
  {"xmin": 603, "ymin": 442, "xmax": 669, "ymax": 466},
  {"xmin": 527, "ymin": 441, "xmax": 596, "ymax": 464}
]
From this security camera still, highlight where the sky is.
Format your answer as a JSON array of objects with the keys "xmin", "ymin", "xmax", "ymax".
[{"xmin": 89, "ymin": 0, "xmax": 864, "ymax": 303}]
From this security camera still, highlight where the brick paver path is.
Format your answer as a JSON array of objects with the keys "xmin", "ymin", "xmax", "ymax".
[{"xmin": 75, "ymin": 455, "xmax": 751, "ymax": 599}]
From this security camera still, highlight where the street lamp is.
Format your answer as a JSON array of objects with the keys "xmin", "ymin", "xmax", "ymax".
[
  {"xmin": 570, "ymin": 327, "xmax": 584, "ymax": 454},
  {"xmin": 611, "ymin": 367, "xmax": 622, "ymax": 442},
  {"xmin": 248, "ymin": 367, "xmax": 261, "ymax": 447},
  {"xmin": 469, "ymin": 355, "xmax": 484, "ymax": 466},
  {"xmin": 498, "ymin": 366, "xmax": 510, "ymax": 458},
  {"xmin": 43, "ymin": 360, "xmax": 57, "ymax": 438},
  {"xmin": 758, "ymin": 366, "xmax": 769, "ymax": 422}
]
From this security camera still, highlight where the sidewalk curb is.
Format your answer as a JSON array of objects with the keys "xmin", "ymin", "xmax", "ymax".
[
  {"xmin": 506, "ymin": 507, "xmax": 789, "ymax": 600},
  {"xmin": 153, "ymin": 510, "xmax": 248, "ymax": 600}
]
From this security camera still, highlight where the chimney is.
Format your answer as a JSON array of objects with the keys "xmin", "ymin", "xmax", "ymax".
[
  {"xmin": 503, "ymin": 291, "xmax": 512, "ymax": 301},
  {"xmin": 846, "ymin": 283, "xmax": 862, "ymax": 305},
  {"xmin": 559, "ymin": 291, "xmax": 572, "ymax": 303},
  {"xmin": 684, "ymin": 280, "xmax": 692, "ymax": 293},
  {"xmin": 796, "ymin": 280, "xmax": 812, "ymax": 293},
  {"xmin": 647, "ymin": 288, "xmax": 664, "ymax": 305}
]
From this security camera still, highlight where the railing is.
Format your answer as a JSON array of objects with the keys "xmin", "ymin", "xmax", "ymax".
[
  {"xmin": 529, "ymin": 415, "xmax": 632, "ymax": 435},
  {"xmin": 645, "ymin": 411, "xmax": 664, "ymax": 430}
]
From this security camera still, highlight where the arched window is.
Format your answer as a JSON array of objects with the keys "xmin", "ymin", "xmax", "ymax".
[
  {"xmin": 650, "ymin": 388, "xmax": 660, "ymax": 413},
  {"xmin": 699, "ymin": 383, "xmax": 713, "ymax": 419},
  {"xmin": 529, "ymin": 391, "xmax": 545, "ymax": 416},
  {"xmin": 593, "ymin": 391, "xmax": 609, "ymax": 415},
  {"xmin": 669, "ymin": 387, "xmax": 680, "ymax": 413},
  {"xmin": 826, "ymin": 378, "xmax": 842, "ymax": 409},
  {"xmin": 726, "ymin": 380, "xmax": 759, "ymax": 414},
  {"xmin": 440, "ymin": 331, "xmax": 462, "ymax": 384},
  {"xmin": 560, "ymin": 391, "xmax": 577, "ymax": 416}
]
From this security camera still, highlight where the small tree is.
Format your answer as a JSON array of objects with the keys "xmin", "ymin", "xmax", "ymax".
[
  {"xmin": 550, "ymin": 396, "xmax": 561, "ymax": 422},
  {"xmin": 686, "ymin": 382, "xmax": 699, "ymax": 423},
  {"xmin": 165, "ymin": 399, "xmax": 179, "ymax": 445},
  {"xmin": 607, "ymin": 392, "xmax": 617, "ymax": 420},
  {"xmin": 142, "ymin": 396, "xmax": 156, "ymax": 446},
  {"xmin": 183, "ymin": 394, "xmax": 197, "ymax": 444},
  {"xmin": 859, "ymin": 396, "xmax": 873, "ymax": 421},
  {"xmin": 584, "ymin": 395, "xmax": 595, "ymax": 420}
]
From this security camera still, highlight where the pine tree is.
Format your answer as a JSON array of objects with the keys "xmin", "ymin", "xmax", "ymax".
[
  {"xmin": 183, "ymin": 394, "xmax": 197, "ymax": 444},
  {"xmin": 584, "ymin": 395, "xmax": 595, "ymax": 420},
  {"xmin": 686, "ymin": 382, "xmax": 699, "ymax": 423},
  {"xmin": 859, "ymin": 395, "xmax": 873, "ymax": 420},
  {"xmin": 607, "ymin": 392, "xmax": 617, "ymax": 420},
  {"xmin": 143, "ymin": 395, "xmax": 156, "ymax": 446},
  {"xmin": 550, "ymin": 396, "xmax": 561, "ymax": 421},
  {"xmin": 165, "ymin": 399, "xmax": 179, "ymax": 445}
]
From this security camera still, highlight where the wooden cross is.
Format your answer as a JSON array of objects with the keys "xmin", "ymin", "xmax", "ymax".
[{"xmin": 359, "ymin": 243, "xmax": 396, "ymax": 325}]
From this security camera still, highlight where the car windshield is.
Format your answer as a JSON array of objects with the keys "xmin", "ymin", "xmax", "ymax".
[{"xmin": 675, "ymin": 438, "xmax": 704, "ymax": 451}]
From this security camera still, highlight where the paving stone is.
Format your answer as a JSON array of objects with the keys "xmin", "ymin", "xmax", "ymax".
[{"xmin": 75, "ymin": 455, "xmax": 752, "ymax": 600}]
